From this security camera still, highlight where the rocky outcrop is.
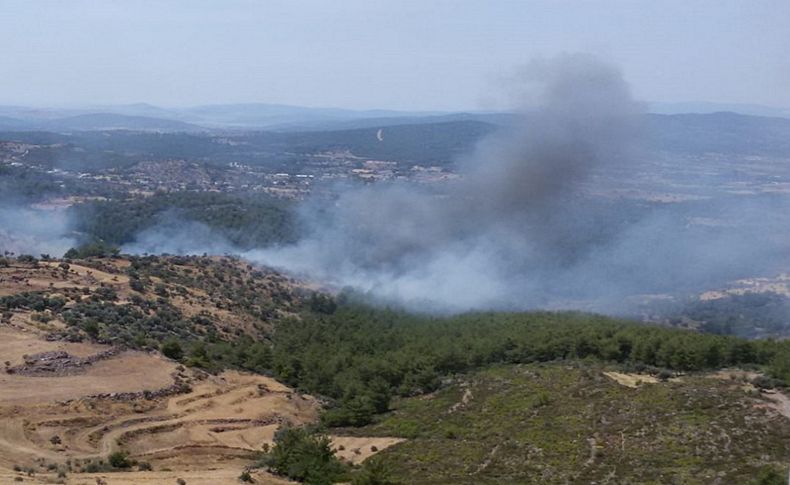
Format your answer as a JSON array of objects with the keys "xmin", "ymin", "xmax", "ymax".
[{"xmin": 6, "ymin": 348, "xmax": 121, "ymax": 376}]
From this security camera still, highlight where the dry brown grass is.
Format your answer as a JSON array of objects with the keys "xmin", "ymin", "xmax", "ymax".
[
  {"xmin": 602, "ymin": 371, "xmax": 659, "ymax": 388},
  {"xmin": 0, "ymin": 338, "xmax": 321, "ymax": 483},
  {"xmin": 0, "ymin": 256, "xmax": 397, "ymax": 483}
]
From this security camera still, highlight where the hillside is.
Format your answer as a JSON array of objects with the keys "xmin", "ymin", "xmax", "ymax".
[
  {"xmin": 40, "ymin": 113, "xmax": 207, "ymax": 133},
  {"xmin": 0, "ymin": 255, "xmax": 398, "ymax": 484},
  {"xmin": 2, "ymin": 254, "xmax": 790, "ymax": 482},
  {"xmin": 347, "ymin": 363, "xmax": 790, "ymax": 484},
  {"xmin": 0, "ymin": 113, "xmax": 206, "ymax": 133}
]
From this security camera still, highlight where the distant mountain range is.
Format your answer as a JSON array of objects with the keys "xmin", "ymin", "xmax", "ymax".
[
  {"xmin": 0, "ymin": 103, "xmax": 445, "ymax": 132},
  {"xmin": 647, "ymin": 101, "xmax": 790, "ymax": 119},
  {"xmin": 4, "ymin": 111, "xmax": 790, "ymax": 173},
  {"xmin": 0, "ymin": 113, "xmax": 205, "ymax": 132},
  {"xmin": 0, "ymin": 101, "xmax": 787, "ymax": 133}
]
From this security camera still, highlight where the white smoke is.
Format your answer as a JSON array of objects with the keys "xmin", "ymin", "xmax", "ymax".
[{"xmin": 0, "ymin": 206, "xmax": 76, "ymax": 257}]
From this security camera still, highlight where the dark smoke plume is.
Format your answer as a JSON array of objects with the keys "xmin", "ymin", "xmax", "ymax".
[
  {"xmin": 248, "ymin": 54, "xmax": 790, "ymax": 312},
  {"xmin": 248, "ymin": 54, "xmax": 646, "ymax": 310},
  {"xmin": 128, "ymin": 54, "xmax": 790, "ymax": 314}
]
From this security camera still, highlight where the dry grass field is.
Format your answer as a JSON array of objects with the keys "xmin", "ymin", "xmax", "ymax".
[{"xmin": 0, "ymin": 257, "xmax": 401, "ymax": 483}]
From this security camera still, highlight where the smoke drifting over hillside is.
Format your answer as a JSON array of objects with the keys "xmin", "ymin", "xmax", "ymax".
[
  {"xmin": 121, "ymin": 212, "xmax": 236, "ymax": 256},
  {"xmin": 0, "ymin": 206, "xmax": 76, "ymax": 257},
  {"xmin": 112, "ymin": 54, "xmax": 790, "ymax": 314},
  {"xmin": 242, "ymin": 54, "xmax": 790, "ymax": 312},
  {"xmin": 245, "ymin": 55, "xmax": 642, "ymax": 309}
]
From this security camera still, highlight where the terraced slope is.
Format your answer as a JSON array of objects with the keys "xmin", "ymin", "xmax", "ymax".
[{"xmin": 0, "ymin": 255, "xmax": 406, "ymax": 484}]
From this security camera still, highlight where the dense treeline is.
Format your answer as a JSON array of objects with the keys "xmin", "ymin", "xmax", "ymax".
[
  {"xmin": 681, "ymin": 292, "xmax": 790, "ymax": 338},
  {"xmin": 69, "ymin": 192, "xmax": 298, "ymax": 249},
  {"xmin": 223, "ymin": 303, "xmax": 790, "ymax": 427}
]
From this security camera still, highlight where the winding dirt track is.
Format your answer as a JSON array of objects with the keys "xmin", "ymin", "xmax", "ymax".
[
  {"xmin": 0, "ymin": 331, "xmax": 404, "ymax": 484},
  {"xmin": 0, "ymin": 316, "xmax": 321, "ymax": 483},
  {"xmin": 0, "ymin": 259, "xmax": 404, "ymax": 483}
]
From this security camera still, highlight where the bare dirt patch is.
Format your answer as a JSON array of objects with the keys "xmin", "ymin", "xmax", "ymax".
[
  {"xmin": 603, "ymin": 371, "xmax": 659, "ymax": 388},
  {"xmin": 0, "ymin": 256, "xmax": 395, "ymax": 483},
  {"xmin": 0, "ymin": 261, "xmax": 128, "ymax": 297},
  {"xmin": 0, "ymin": 353, "xmax": 320, "ymax": 482},
  {"xmin": 0, "ymin": 316, "xmax": 332, "ymax": 485},
  {"xmin": 448, "ymin": 383, "xmax": 473, "ymax": 413},
  {"xmin": 0, "ymin": 329, "xmax": 176, "ymax": 405},
  {"xmin": 757, "ymin": 390, "xmax": 790, "ymax": 420}
]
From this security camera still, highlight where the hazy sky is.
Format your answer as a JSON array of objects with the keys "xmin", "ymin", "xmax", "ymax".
[{"xmin": 0, "ymin": 0, "xmax": 788, "ymax": 110}]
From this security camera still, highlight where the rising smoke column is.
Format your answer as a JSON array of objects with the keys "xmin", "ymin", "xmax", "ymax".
[
  {"xmin": 248, "ymin": 54, "xmax": 648, "ymax": 311},
  {"xmin": 113, "ymin": 53, "xmax": 790, "ymax": 313}
]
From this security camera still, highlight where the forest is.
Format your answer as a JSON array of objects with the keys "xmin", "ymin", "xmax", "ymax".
[{"xmin": 69, "ymin": 191, "xmax": 299, "ymax": 249}]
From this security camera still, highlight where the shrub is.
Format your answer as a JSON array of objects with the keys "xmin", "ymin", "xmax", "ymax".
[
  {"xmin": 83, "ymin": 321, "xmax": 100, "ymax": 340},
  {"xmin": 752, "ymin": 375, "xmax": 782, "ymax": 390},
  {"xmin": 532, "ymin": 391, "xmax": 551, "ymax": 408},
  {"xmin": 83, "ymin": 462, "xmax": 102, "ymax": 473},
  {"xmin": 161, "ymin": 339, "xmax": 184, "ymax": 360},
  {"xmin": 264, "ymin": 427, "xmax": 347, "ymax": 484},
  {"xmin": 752, "ymin": 467, "xmax": 785, "ymax": 485},
  {"xmin": 352, "ymin": 458, "xmax": 394, "ymax": 485},
  {"xmin": 130, "ymin": 278, "xmax": 145, "ymax": 293},
  {"xmin": 108, "ymin": 451, "xmax": 131, "ymax": 469},
  {"xmin": 657, "ymin": 370, "xmax": 673, "ymax": 381}
]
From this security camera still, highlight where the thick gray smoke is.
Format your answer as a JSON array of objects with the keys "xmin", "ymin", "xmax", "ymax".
[
  {"xmin": 119, "ymin": 54, "xmax": 790, "ymax": 314},
  {"xmin": 246, "ymin": 54, "xmax": 790, "ymax": 313},
  {"xmin": 245, "ymin": 55, "xmax": 637, "ymax": 310}
]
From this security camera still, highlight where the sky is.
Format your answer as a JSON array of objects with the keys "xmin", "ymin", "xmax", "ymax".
[{"xmin": 0, "ymin": 0, "xmax": 788, "ymax": 111}]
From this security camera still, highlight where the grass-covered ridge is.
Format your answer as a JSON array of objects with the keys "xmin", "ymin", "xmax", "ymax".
[{"xmin": 346, "ymin": 362, "xmax": 789, "ymax": 484}]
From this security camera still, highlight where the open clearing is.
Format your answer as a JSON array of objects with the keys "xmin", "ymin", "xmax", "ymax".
[
  {"xmin": 603, "ymin": 371, "xmax": 659, "ymax": 388},
  {"xmin": 329, "ymin": 436, "xmax": 406, "ymax": 465}
]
